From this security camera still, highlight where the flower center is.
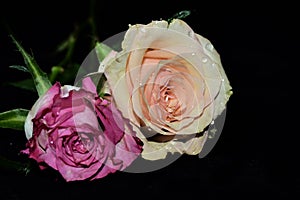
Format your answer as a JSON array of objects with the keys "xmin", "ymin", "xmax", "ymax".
[
  {"xmin": 159, "ymin": 83, "xmax": 180, "ymax": 122},
  {"xmin": 72, "ymin": 133, "xmax": 94, "ymax": 154}
]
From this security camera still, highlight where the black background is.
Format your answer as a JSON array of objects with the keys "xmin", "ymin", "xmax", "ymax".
[{"xmin": 0, "ymin": 1, "xmax": 299, "ymax": 199}]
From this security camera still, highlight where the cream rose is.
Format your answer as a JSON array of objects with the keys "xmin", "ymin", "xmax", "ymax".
[{"xmin": 102, "ymin": 19, "xmax": 232, "ymax": 160}]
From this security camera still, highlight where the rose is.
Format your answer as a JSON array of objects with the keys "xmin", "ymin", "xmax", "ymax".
[
  {"xmin": 22, "ymin": 77, "xmax": 143, "ymax": 181},
  {"xmin": 103, "ymin": 19, "xmax": 232, "ymax": 160}
]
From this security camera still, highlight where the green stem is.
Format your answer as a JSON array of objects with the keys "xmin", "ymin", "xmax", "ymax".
[
  {"xmin": 58, "ymin": 33, "xmax": 77, "ymax": 67},
  {"xmin": 88, "ymin": 0, "xmax": 98, "ymax": 48}
]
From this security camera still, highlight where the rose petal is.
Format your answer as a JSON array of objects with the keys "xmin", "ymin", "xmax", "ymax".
[
  {"xmin": 25, "ymin": 82, "xmax": 61, "ymax": 139},
  {"xmin": 196, "ymin": 34, "xmax": 233, "ymax": 117}
]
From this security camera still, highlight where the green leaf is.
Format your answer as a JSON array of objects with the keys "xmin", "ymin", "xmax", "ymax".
[
  {"xmin": 167, "ymin": 10, "xmax": 191, "ymax": 23},
  {"xmin": 0, "ymin": 109, "xmax": 29, "ymax": 130},
  {"xmin": 10, "ymin": 35, "xmax": 52, "ymax": 97},
  {"xmin": 9, "ymin": 65, "xmax": 29, "ymax": 73},
  {"xmin": 95, "ymin": 42, "xmax": 113, "ymax": 62},
  {"xmin": 8, "ymin": 78, "xmax": 35, "ymax": 91}
]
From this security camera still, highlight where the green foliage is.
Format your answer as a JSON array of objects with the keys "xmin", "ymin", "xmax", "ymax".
[
  {"xmin": 10, "ymin": 35, "xmax": 52, "ymax": 97},
  {"xmin": 7, "ymin": 79, "xmax": 35, "ymax": 92},
  {"xmin": 9, "ymin": 65, "xmax": 29, "ymax": 73},
  {"xmin": 95, "ymin": 42, "xmax": 113, "ymax": 62},
  {"xmin": 0, "ymin": 109, "xmax": 29, "ymax": 130},
  {"xmin": 167, "ymin": 10, "xmax": 191, "ymax": 23}
]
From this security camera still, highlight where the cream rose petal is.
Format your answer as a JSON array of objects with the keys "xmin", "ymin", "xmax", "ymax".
[
  {"xmin": 196, "ymin": 34, "xmax": 233, "ymax": 117},
  {"xmin": 104, "ymin": 53, "xmax": 140, "ymax": 126},
  {"xmin": 122, "ymin": 20, "xmax": 200, "ymax": 60},
  {"xmin": 140, "ymin": 131, "xmax": 209, "ymax": 160}
]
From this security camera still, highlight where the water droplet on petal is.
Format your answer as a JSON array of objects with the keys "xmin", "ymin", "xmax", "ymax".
[
  {"xmin": 188, "ymin": 31, "xmax": 195, "ymax": 38},
  {"xmin": 141, "ymin": 27, "xmax": 146, "ymax": 33},
  {"xmin": 206, "ymin": 43, "xmax": 214, "ymax": 52},
  {"xmin": 212, "ymin": 63, "xmax": 216, "ymax": 67},
  {"xmin": 191, "ymin": 53, "xmax": 196, "ymax": 56},
  {"xmin": 202, "ymin": 57, "xmax": 208, "ymax": 63}
]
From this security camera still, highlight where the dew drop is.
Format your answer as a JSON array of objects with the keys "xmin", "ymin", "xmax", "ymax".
[
  {"xmin": 141, "ymin": 27, "xmax": 146, "ymax": 33},
  {"xmin": 188, "ymin": 31, "xmax": 194, "ymax": 38},
  {"xmin": 191, "ymin": 53, "xmax": 196, "ymax": 56},
  {"xmin": 202, "ymin": 57, "xmax": 208, "ymax": 63},
  {"xmin": 212, "ymin": 63, "xmax": 220, "ymax": 69},
  {"xmin": 206, "ymin": 43, "xmax": 214, "ymax": 52}
]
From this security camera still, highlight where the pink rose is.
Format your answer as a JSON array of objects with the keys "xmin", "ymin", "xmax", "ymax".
[
  {"xmin": 103, "ymin": 19, "xmax": 232, "ymax": 160},
  {"xmin": 22, "ymin": 77, "xmax": 143, "ymax": 181}
]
